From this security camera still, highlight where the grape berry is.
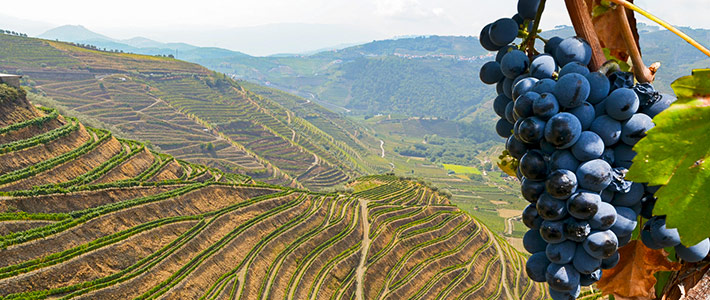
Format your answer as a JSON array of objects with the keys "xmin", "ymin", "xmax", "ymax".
[{"xmin": 479, "ymin": 1, "xmax": 703, "ymax": 298}]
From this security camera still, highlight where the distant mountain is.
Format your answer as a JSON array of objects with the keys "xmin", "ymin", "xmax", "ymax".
[{"xmin": 39, "ymin": 24, "xmax": 113, "ymax": 42}]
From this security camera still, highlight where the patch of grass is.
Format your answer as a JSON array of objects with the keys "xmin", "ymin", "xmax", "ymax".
[{"xmin": 442, "ymin": 164, "xmax": 481, "ymax": 175}]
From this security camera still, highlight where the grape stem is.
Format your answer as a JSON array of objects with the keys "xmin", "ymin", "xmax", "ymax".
[
  {"xmin": 523, "ymin": 0, "xmax": 547, "ymax": 58},
  {"xmin": 563, "ymin": 0, "xmax": 606, "ymax": 71},
  {"xmin": 615, "ymin": 5, "xmax": 654, "ymax": 83},
  {"xmin": 606, "ymin": 0, "xmax": 710, "ymax": 58}
]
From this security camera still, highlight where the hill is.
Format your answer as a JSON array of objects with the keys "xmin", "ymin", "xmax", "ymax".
[
  {"xmin": 0, "ymin": 83, "xmax": 547, "ymax": 299},
  {"xmin": 0, "ymin": 31, "xmax": 540, "ymax": 245},
  {"xmin": 0, "ymin": 32, "xmax": 392, "ymax": 191}
]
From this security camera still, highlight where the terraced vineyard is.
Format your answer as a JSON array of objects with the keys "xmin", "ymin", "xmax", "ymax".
[
  {"xmin": 0, "ymin": 33, "xmax": 384, "ymax": 190},
  {"xmin": 0, "ymin": 84, "xmax": 546, "ymax": 299}
]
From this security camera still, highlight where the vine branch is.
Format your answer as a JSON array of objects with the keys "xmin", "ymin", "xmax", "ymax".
[
  {"xmin": 563, "ymin": 0, "xmax": 606, "ymax": 71},
  {"xmin": 615, "ymin": 5, "xmax": 654, "ymax": 83},
  {"xmin": 607, "ymin": 0, "xmax": 710, "ymax": 58}
]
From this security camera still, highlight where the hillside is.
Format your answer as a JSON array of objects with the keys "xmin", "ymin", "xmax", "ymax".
[
  {"xmin": 0, "ymin": 32, "xmax": 390, "ymax": 191},
  {"xmin": 0, "ymin": 83, "xmax": 547, "ymax": 299}
]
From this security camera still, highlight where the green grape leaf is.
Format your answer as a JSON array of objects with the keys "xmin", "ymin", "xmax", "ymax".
[{"xmin": 626, "ymin": 69, "xmax": 710, "ymax": 245}]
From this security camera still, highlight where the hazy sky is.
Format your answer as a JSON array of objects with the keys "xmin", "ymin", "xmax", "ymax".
[{"xmin": 1, "ymin": 0, "xmax": 708, "ymax": 54}]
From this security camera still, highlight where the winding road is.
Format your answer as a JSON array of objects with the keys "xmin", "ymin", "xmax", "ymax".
[{"xmin": 379, "ymin": 140, "xmax": 385, "ymax": 158}]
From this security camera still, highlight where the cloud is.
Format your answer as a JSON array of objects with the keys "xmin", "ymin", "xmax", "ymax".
[{"xmin": 374, "ymin": 0, "xmax": 445, "ymax": 21}]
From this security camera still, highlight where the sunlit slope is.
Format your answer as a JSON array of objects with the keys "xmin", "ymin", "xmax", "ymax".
[
  {"xmin": 0, "ymin": 85, "xmax": 545, "ymax": 299},
  {"xmin": 0, "ymin": 33, "xmax": 382, "ymax": 190}
]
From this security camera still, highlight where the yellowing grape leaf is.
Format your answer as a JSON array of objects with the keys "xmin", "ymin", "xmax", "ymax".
[
  {"xmin": 586, "ymin": 0, "xmax": 638, "ymax": 62},
  {"xmin": 597, "ymin": 241, "xmax": 681, "ymax": 299},
  {"xmin": 626, "ymin": 69, "xmax": 710, "ymax": 245}
]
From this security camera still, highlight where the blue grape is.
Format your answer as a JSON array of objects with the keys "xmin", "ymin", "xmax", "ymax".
[
  {"xmin": 605, "ymin": 88, "xmax": 639, "ymax": 121},
  {"xmin": 546, "ymin": 169, "xmax": 578, "ymax": 200},
  {"xmin": 530, "ymin": 54, "xmax": 557, "ymax": 79},
  {"xmin": 611, "ymin": 182, "xmax": 644, "ymax": 207},
  {"xmin": 621, "ymin": 113, "xmax": 654, "ymax": 145},
  {"xmin": 634, "ymin": 83, "xmax": 659, "ymax": 107},
  {"xmin": 523, "ymin": 203, "xmax": 544, "ymax": 229},
  {"xmin": 533, "ymin": 93, "xmax": 560, "ymax": 119},
  {"xmin": 496, "ymin": 118, "xmax": 514, "ymax": 138},
  {"xmin": 496, "ymin": 45, "xmax": 517, "ymax": 63},
  {"xmin": 505, "ymin": 101, "xmax": 516, "ymax": 124},
  {"xmin": 546, "ymin": 263, "xmax": 580, "ymax": 292},
  {"xmin": 613, "ymin": 144, "xmax": 636, "ymax": 169},
  {"xmin": 610, "ymin": 206, "xmax": 637, "ymax": 237},
  {"xmin": 506, "ymin": 135, "xmax": 528, "ymax": 159},
  {"xmin": 583, "ymin": 230, "xmax": 618, "ymax": 259},
  {"xmin": 537, "ymin": 193, "xmax": 569, "ymax": 221},
  {"xmin": 522, "ymin": 177, "xmax": 546, "ymax": 203},
  {"xmin": 641, "ymin": 226, "xmax": 664, "ymax": 250},
  {"xmin": 601, "ymin": 148, "xmax": 615, "ymax": 165},
  {"xmin": 609, "ymin": 71, "xmax": 634, "ymax": 91},
  {"xmin": 503, "ymin": 77, "xmax": 515, "ymax": 99},
  {"xmin": 576, "ymin": 159, "xmax": 612, "ymax": 192},
  {"xmin": 580, "ymin": 269, "xmax": 602, "ymax": 286},
  {"xmin": 640, "ymin": 196, "xmax": 656, "ymax": 219},
  {"xmin": 501, "ymin": 50, "xmax": 530, "ymax": 79},
  {"xmin": 489, "ymin": 18, "xmax": 519, "ymax": 46},
  {"xmin": 550, "ymin": 150, "xmax": 580, "ymax": 172},
  {"xmin": 513, "ymin": 78, "xmax": 539, "ymax": 100},
  {"xmin": 558, "ymin": 61, "xmax": 590, "ymax": 77},
  {"xmin": 569, "ymin": 102, "xmax": 595, "ymax": 130},
  {"xmin": 590, "ymin": 202, "xmax": 617, "ymax": 230},
  {"xmin": 518, "ymin": 0, "xmax": 541, "ymax": 19},
  {"xmin": 554, "ymin": 73, "xmax": 590, "ymax": 109},
  {"xmin": 527, "ymin": 252, "xmax": 551, "ymax": 282},
  {"xmin": 525, "ymin": 229, "xmax": 549, "ymax": 253},
  {"xmin": 601, "ymin": 251, "xmax": 620, "ymax": 269},
  {"xmin": 617, "ymin": 233, "xmax": 632, "ymax": 247},
  {"xmin": 545, "ymin": 36, "xmax": 563, "ymax": 55},
  {"xmin": 572, "ymin": 244, "xmax": 601, "ymax": 274},
  {"xmin": 480, "ymin": 61, "xmax": 504, "ymax": 84},
  {"xmin": 479, "ymin": 24, "xmax": 503, "ymax": 51},
  {"xmin": 675, "ymin": 239, "xmax": 710, "ymax": 262},
  {"xmin": 594, "ymin": 99, "xmax": 607, "ymax": 118},
  {"xmin": 585, "ymin": 72, "xmax": 611, "ymax": 104},
  {"xmin": 650, "ymin": 218, "xmax": 681, "ymax": 248},
  {"xmin": 567, "ymin": 190, "xmax": 601, "ymax": 220},
  {"xmin": 532, "ymin": 78, "xmax": 556, "ymax": 94},
  {"xmin": 514, "ymin": 91, "xmax": 540, "ymax": 119},
  {"xmin": 520, "ymin": 149, "xmax": 548, "ymax": 180},
  {"xmin": 564, "ymin": 218, "xmax": 591, "ymax": 242},
  {"xmin": 518, "ymin": 116, "xmax": 547, "ymax": 144},
  {"xmin": 642, "ymin": 93, "xmax": 675, "ymax": 118},
  {"xmin": 540, "ymin": 220, "xmax": 567, "ymax": 244},
  {"xmin": 512, "ymin": 13, "xmax": 525, "ymax": 27},
  {"xmin": 570, "ymin": 131, "xmax": 604, "ymax": 162},
  {"xmin": 600, "ymin": 187, "xmax": 614, "ymax": 203},
  {"xmin": 549, "ymin": 285, "xmax": 581, "ymax": 300},
  {"xmin": 544, "ymin": 112, "xmax": 582, "ymax": 149},
  {"xmin": 547, "ymin": 240, "xmax": 577, "ymax": 264},
  {"xmin": 590, "ymin": 115, "xmax": 622, "ymax": 146},
  {"xmin": 493, "ymin": 94, "xmax": 512, "ymax": 118},
  {"xmin": 555, "ymin": 37, "xmax": 592, "ymax": 66},
  {"xmin": 540, "ymin": 140, "xmax": 556, "ymax": 155}
]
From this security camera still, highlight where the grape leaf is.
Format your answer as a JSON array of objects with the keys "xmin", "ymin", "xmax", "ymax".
[
  {"xmin": 596, "ymin": 241, "xmax": 681, "ymax": 299},
  {"xmin": 626, "ymin": 69, "xmax": 710, "ymax": 245},
  {"xmin": 586, "ymin": 0, "xmax": 638, "ymax": 63}
]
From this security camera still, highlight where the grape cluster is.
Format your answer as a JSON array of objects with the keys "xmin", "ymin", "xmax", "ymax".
[{"xmin": 478, "ymin": 1, "xmax": 706, "ymax": 299}]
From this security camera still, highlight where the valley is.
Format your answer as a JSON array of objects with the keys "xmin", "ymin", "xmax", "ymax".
[{"xmin": 0, "ymin": 84, "xmax": 547, "ymax": 298}]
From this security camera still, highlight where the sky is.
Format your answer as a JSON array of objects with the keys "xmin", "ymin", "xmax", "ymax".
[{"xmin": 1, "ymin": 0, "xmax": 708, "ymax": 55}]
